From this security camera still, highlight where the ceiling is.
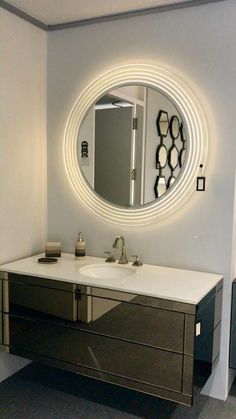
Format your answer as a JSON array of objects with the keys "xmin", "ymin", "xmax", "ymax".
[
  {"xmin": 1, "ymin": 1, "xmax": 195, "ymax": 24},
  {"xmin": 1, "ymin": 0, "xmax": 225, "ymax": 29}
]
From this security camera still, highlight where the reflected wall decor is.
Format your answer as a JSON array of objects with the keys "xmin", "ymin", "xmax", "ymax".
[{"xmin": 154, "ymin": 111, "xmax": 186, "ymax": 199}]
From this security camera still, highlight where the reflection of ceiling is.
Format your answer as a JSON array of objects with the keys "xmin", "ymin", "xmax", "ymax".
[
  {"xmin": 1, "ymin": 0, "xmax": 224, "ymax": 30},
  {"xmin": 96, "ymin": 94, "xmax": 133, "ymax": 108},
  {"xmin": 96, "ymin": 95, "xmax": 119, "ymax": 106}
]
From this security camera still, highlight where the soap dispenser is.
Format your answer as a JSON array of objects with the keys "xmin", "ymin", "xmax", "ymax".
[{"xmin": 75, "ymin": 232, "xmax": 86, "ymax": 257}]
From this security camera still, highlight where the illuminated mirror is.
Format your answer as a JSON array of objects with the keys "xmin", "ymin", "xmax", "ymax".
[{"xmin": 64, "ymin": 64, "xmax": 208, "ymax": 225}]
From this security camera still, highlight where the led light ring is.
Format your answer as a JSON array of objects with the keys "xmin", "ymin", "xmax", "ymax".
[{"xmin": 64, "ymin": 64, "xmax": 208, "ymax": 225}]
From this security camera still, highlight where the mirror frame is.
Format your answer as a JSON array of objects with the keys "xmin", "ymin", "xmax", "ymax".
[{"xmin": 64, "ymin": 64, "xmax": 208, "ymax": 226}]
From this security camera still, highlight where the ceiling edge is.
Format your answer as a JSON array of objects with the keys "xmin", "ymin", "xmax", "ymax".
[
  {"xmin": 0, "ymin": 0, "xmax": 49, "ymax": 30},
  {"xmin": 0, "ymin": 0, "xmax": 226, "ymax": 32}
]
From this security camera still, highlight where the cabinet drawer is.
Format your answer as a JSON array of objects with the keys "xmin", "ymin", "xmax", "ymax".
[
  {"xmin": 90, "ymin": 287, "xmax": 195, "ymax": 314},
  {"xmin": 7, "ymin": 277, "xmax": 185, "ymax": 353},
  {"xmin": 79, "ymin": 293, "xmax": 185, "ymax": 353},
  {"xmin": 8, "ymin": 315, "xmax": 183, "ymax": 393},
  {"xmin": 8, "ymin": 274, "xmax": 78, "ymax": 321}
]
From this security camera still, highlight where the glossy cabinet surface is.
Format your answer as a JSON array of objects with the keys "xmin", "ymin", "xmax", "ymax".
[
  {"xmin": 0, "ymin": 278, "xmax": 2, "ymax": 345},
  {"xmin": 0, "ymin": 272, "xmax": 223, "ymax": 406},
  {"xmin": 230, "ymin": 280, "xmax": 236, "ymax": 368},
  {"xmin": 195, "ymin": 284, "xmax": 222, "ymax": 378}
]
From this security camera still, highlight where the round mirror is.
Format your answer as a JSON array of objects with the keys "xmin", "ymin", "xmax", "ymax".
[
  {"xmin": 179, "ymin": 148, "xmax": 186, "ymax": 168},
  {"xmin": 156, "ymin": 110, "xmax": 169, "ymax": 137},
  {"xmin": 167, "ymin": 176, "xmax": 176, "ymax": 188},
  {"xmin": 154, "ymin": 175, "xmax": 167, "ymax": 199},
  {"xmin": 156, "ymin": 144, "xmax": 168, "ymax": 169},
  {"xmin": 169, "ymin": 115, "xmax": 180, "ymax": 140},
  {"xmin": 77, "ymin": 84, "xmax": 186, "ymax": 207},
  {"xmin": 168, "ymin": 144, "xmax": 179, "ymax": 171},
  {"xmin": 64, "ymin": 64, "xmax": 208, "ymax": 225}
]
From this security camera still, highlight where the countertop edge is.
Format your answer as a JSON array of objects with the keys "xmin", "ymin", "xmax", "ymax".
[{"xmin": 0, "ymin": 253, "xmax": 224, "ymax": 306}]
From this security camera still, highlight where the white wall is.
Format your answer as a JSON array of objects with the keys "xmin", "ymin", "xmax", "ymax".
[
  {"xmin": 46, "ymin": 0, "xmax": 236, "ymax": 400},
  {"xmin": 0, "ymin": 9, "xmax": 47, "ymax": 381}
]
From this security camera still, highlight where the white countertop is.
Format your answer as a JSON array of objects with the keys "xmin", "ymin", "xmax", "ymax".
[{"xmin": 0, "ymin": 253, "xmax": 223, "ymax": 305}]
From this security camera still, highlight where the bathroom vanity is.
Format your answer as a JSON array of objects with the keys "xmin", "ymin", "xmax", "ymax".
[{"xmin": 0, "ymin": 254, "xmax": 222, "ymax": 406}]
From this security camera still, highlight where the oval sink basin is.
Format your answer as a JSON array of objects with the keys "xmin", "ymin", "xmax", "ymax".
[{"xmin": 79, "ymin": 264, "xmax": 136, "ymax": 280}]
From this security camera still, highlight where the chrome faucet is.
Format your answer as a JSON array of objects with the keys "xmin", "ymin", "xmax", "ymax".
[{"xmin": 112, "ymin": 236, "xmax": 129, "ymax": 264}]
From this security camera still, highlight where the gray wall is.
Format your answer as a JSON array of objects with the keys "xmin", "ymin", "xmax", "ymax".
[
  {"xmin": 47, "ymin": 0, "xmax": 236, "ymax": 399},
  {"xmin": 0, "ymin": 9, "xmax": 47, "ymax": 381}
]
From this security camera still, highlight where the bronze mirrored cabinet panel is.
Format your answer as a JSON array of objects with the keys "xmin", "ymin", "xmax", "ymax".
[{"xmin": 0, "ymin": 273, "xmax": 222, "ymax": 407}]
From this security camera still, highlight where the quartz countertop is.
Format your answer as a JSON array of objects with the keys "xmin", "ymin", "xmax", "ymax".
[{"xmin": 0, "ymin": 253, "xmax": 223, "ymax": 305}]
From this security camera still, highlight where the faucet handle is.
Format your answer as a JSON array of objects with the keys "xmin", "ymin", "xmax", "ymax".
[
  {"xmin": 130, "ymin": 255, "xmax": 143, "ymax": 267},
  {"xmin": 104, "ymin": 251, "xmax": 115, "ymax": 263}
]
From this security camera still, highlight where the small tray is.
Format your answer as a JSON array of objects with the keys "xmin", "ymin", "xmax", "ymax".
[{"xmin": 38, "ymin": 257, "xmax": 58, "ymax": 264}]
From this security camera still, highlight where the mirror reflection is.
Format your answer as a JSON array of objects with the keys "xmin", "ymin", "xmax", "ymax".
[
  {"xmin": 77, "ymin": 84, "xmax": 187, "ymax": 207},
  {"xmin": 169, "ymin": 115, "xmax": 180, "ymax": 139}
]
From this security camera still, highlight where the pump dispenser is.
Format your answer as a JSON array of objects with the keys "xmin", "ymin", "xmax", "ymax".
[{"xmin": 75, "ymin": 232, "xmax": 86, "ymax": 257}]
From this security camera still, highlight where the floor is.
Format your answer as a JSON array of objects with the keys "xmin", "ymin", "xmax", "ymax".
[{"xmin": 0, "ymin": 363, "xmax": 236, "ymax": 419}]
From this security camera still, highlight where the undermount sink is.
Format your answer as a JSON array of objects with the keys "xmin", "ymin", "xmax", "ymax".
[{"xmin": 79, "ymin": 264, "xmax": 136, "ymax": 280}]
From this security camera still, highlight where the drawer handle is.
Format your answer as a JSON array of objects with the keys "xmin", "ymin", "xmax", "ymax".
[{"xmin": 75, "ymin": 288, "xmax": 81, "ymax": 300}]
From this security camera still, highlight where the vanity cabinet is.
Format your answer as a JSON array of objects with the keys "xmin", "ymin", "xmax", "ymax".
[
  {"xmin": 0, "ymin": 272, "xmax": 223, "ymax": 406},
  {"xmin": 195, "ymin": 286, "xmax": 222, "ymax": 377},
  {"xmin": 0, "ymin": 277, "xmax": 2, "ymax": 345}
]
